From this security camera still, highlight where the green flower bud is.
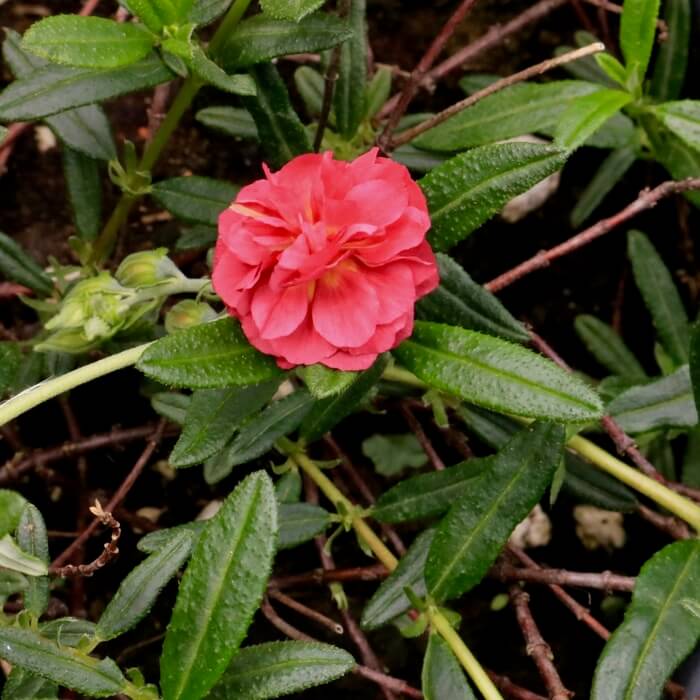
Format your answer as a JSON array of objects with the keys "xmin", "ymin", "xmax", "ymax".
[
  {"xmin": 115, "ymin": 248, "xmax": 184, "ymax": 288},
  {"xmin": 165, "ymin": 299, "xmax": 217, "ymax": 334}
]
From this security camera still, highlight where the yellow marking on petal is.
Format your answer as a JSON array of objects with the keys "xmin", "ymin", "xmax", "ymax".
[
  {"xmin": 228, "ymin": 203, "xmax": 268, "ymax": 221},
  {"xmin": 307, "ymin": 281, "xmax": 316, "ymax": 300}
]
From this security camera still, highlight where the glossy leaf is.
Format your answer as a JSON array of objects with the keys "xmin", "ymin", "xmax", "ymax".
[
  {"xmin": 555, "ymin": 89, "xmax": 632, "ymax": 150},
  {"xmin": 222, "ymin": 14, "xmax": 352, "ymax": 69},
  {"xmin": 417, "ymin": 253, "xmax": 529, "ymax": 343},
  {"xmin": 422, "ymin": 633, "xmax": 476, "ymax": 700},
  {"xmin": 301, "ymin": 354, "xmax": 388, "ymax": 441},
  {"xmin": 414, "ymin": 81, "xmax": 603, "ymax": 151},
  {"xmin": 650, "ymin": 0, "xmax": 690, "ymax": 100},
  {"xmin": 394, "ymin": 322, "xmax": 602, "ymax": 422},
  {"xmin": 209, "ymin": 641, "xmax": 354, "ymax": 699},
  {"xmin": 393, "ymin": 145, "xmax": 447, "ymax": 173},
  {"xmin": 41, "ymin": 618, "xmax": 97, "ymax": 647},
  {"xmin": 334, "ymin": 0, "xmax": 366, "ymax": 139},
  {"xmin": 275, "ymin": 470, "xmax": 302, "ymax": 503},
  {"xmin": 0, "ymin": 232, "xmax": 53, "ymax": 296},
  {"xmin": 96, "ymin": 532, "xmax": 192, "ymax": 641},
  {"xmin": 243, "ymin": 63, "xmax": 312, "ymax": 168},
  {"xmin": 426, "ymin": 422, "xmax": 564, "ymax": 602},
  {"xmin": 260, "ymin": 0, "xmax": 326, "ymax": 21},
  {"xmin": 137, "ymin": 318, "xmax": 283, "ymax": 389},
  {"xmin": 373, "ymin": 457, "xmax": 491, "ymax": 523},
  {"xmin": 421, "ymin": 143, "xmax": 568, "ymax": 252},
  {"xmin": 0, "ymin": 628, "xmax": 126, "ymax": 697},
  {"xmin": 620, "ymin": 0, "xmax": 661, "ymax": 82},
  {"xmin": 138, "ymin": 521, "xmax": 206, "ymax": 555},
  {"xmin": 151, "ymin": 175, "xmax": 237, "ymax": 226},
  {"xmin": 299, "ymin": 364, "xmax": 358, "ymax": 398},
  {"xmin": 196, "ymin": 106, "xmax": 258, "ymax": 140},
  {"xmin": 160, "ymin": 472, "xmax": 277, "ymax": 700},
  {"xmin": 16, "ymin": 505, "xmax": 49, "ymax": 617},
  {"xmin": 575, "ymin": 314, "xmax": 646, "ymax": 380},
  {"xmin": 0, "ymin": 535, "xmax": 47, "ymax": 576},
  {"xmin": 608, "ymin": 365, "xmax": 698, "ymax": 434},
  {"xmin": 570, "ymin": 146, "xmax": 636, "ymax": 227},
  {"xmin": 628, "ymin": 230, "xmax": 689, "ymax": 364},
  {"xmin": 650, "ymin": 100, "xmax": 700, "ymax": 153},
  {"xmin": 0, "ymin": 490, "xmax": 29, "ymax": 537},
  {"xmin": 278, "ymin": 503, "xmax": 331, "ymax": 549},
  {"xmin": 189, "ymin": 47, "xmax": 256, "ymax": 95},
  {"xmin": 592, "ymin": 540, "xmax": 700, "ymax": 700},
  {"xmin": 170, "ymin": 381, "xmax": 279, "ymax": 467},
  {"xmin": 361, "ymin": 529, "xmax": 434, "ymax": 630},
  {"xmin": 64, "ymin": 149, "xmax": 102, "ymax": 240},
  {"xmin": 22, "ymin": 16, "xmax": 155, "ymax": 69}
]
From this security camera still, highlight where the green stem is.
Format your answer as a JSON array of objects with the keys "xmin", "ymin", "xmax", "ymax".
[
  {"xmin": 0, "ymin": 343, "xmax": 151, "ymax": 428},
  {"xmin": 282, "ymin": 444, "xmax": 503, "ymax": 700}
]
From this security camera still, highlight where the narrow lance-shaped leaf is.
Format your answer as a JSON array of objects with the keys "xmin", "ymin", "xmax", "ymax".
[
  {"xmin": 0, "ymin": 535, "xmax": 48, "ymax": 576},
  {"xmin": 0, "ymin": 233, "xmax": 53, "ymax": 296},
  {"xmin": 426, "ymin": 422, "xmax": 565, "ymax": 602},
  {"xmin": 160, "ymin": 472, "xmax": 278, "ymax": 700},
  {"xmin": 420, "ymin": 143, "xmax": 569, "ymax": 252},
  {"xmin": 96, "ymin": 532, "xmax": 192, "ymax": 641},
  {"xmin": 151, "ymin": 176, "xmax": 237, "ymax": 226},
  {"xmin": 0, "ymin": 344, "xmax": 22, "ymax": 397},
  {"xmin": 278, "ymin": 503, "xmax": 331, "ymax": 550},
  {"xmin": 650, "ymin": 0, "xmax": 690, "ymax": 100},
  {"xmin": 260, "ymin": 0, "xmax": 327, "ymax": 21},
  {"xmin": 422, "ymin": 633, "xmax": 477, "ymax": 700},
  {"xmin": 0, "ymin": 490, "xmax": 29, "ymax": 537},
  {"xmin": 16, "ymin": 505, "xmax": 49, "ymax": 617},
  {"xmin": 592, "ymin": 540, "xmax": 700, "ymax": 700},
  {"xmin": 628, "ymin": 230, "xmax": 690, "ymax": 364},
  {"xmin": 1, "ymin": 667, "xmax": 58, "ymax": 700},
  {"xmin": 196, "ymin": 105, "xmax": 259, "ymax": 140},
  {"xmin": 208, "ymin": 641, "xmax": 354, "ymax": 699},
  {"xmin": 299, "ymin": 364, "xmax": 357, "ymax": 399},
  {"xmin": 691, "ymin": 323, "xmax": 700, "ymax": 415},
  {"xmin": 64, "ymin": 149, "xmax": 102, "ymax": 241},
  {"xmin": 394, "ymin": 321, "xmax": 602, "ymax": 423},
  {"xmin": 136, "ymin": 318, "xmax": 284, "ymax": 389},
  {"xmin": 189, "ymin": 0, "xmax": 233, "ymax": 26},
  {"xmin": 649, "ymin": 100, "xmax": 700, "ymax": 153},
  {"xmin": 189, "ymin": 47, "xmax": 257, "ymax": 96},
  {"xmin": 620, "ymin": 0, "xmax": 662, "ymax": 83}
]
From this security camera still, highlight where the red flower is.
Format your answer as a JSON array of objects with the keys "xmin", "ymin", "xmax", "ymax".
[{"xmin": 212, "ymin": 149, "xmax": 439, "ymax": 370}]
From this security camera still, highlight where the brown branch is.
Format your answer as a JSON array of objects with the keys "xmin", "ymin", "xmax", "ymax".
[
  {"xmin": 509, "ymin": 585, "xmax": 573, "ymax": 700},
  {"xmin": 487, "ymin": 672, "xmax": 548, "ymax": 700},
  {"xmin": 486, "ymin": 178, "xmax": 700, "ymax": 293},
  {"xmin": 50, "ymin": 501, "xmax": 120, "ymax": 577},
  {"xmin": 637, "ymin": 504, "xmax": 691, "ymax": 540},
  {"xmin": 389, "ymin": 42, "xmax": 604, "ymax": 149},
  {"xmin": 493, "ymin": 562, "xmax": 635, "ymax": 592},
  {"xmin": 270, "ymin": 564, "xmax": 389, "ymax": 589},
  {"xmin": 377, "ymin": 0, "xmax": 480, "ymax": 150},
  {"xmin": 580, "ymin": 0, "xmax": 668, "ymax": 37},
  {"xmin": 400, "ymin": 402, "xmax": 446, "ymax": 470},
  {"xmin": 267, "ymin": 589, "xmax": 344, "ymax": 636},
  {"xmin": 314, "ymin": 45, "xmax": 342, "ymax": 151},
  {"xmin": 0, "ymin": 283, "xmax": 31, "ymax": 299}
]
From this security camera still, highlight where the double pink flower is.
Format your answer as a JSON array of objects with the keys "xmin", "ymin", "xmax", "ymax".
[{"xmin": 213, "ymin": 149, "xmax": 439, "ymax": 370}]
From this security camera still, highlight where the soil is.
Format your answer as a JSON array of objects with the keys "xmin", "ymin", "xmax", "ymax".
[{"xmin": 1, "ymin": 1, "xmax": 699, "ymax": 698}]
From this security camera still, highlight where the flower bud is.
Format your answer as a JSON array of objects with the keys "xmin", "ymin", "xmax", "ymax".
[
  {"xmin": 165, "ymin": 299, "xmax": 217, "ymax": 334},
  {"xmin": 115, "ymin": 248, "xmax": 184, "ymax": 288}
]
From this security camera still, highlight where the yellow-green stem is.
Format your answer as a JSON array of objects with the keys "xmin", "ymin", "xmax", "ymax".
[{"xmin": 285, "ymin": 447, "xmax": 503, "ymax": 700}]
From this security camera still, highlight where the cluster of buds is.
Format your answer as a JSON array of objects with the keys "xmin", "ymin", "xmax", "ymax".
[{"xmin": 38, "ymin": 249, "xmax": 212, "ymax": 353}]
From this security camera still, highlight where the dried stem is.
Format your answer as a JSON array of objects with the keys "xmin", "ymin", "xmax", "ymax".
[
  {"xmin": 314, "ymin": 45, "xmax": 342, "ymax": 151},
  {"xmin": 389, "ymin": 42, "xmax": 604, "ymax": 149},
  {"xmin": 493, "ymin": 562, "xmax": 635, "ymax": 592},
  {"xmin": 400, "ymin": 402, "xmax": 446, "ymax": 470},
  {"xmin": 581, "ymin": 0, "xmax": 668, "ymax": 37},
  {"xmin": 487, "ymin": 672, "xmax": 548, "ymax": 700},
  {"xmin": 267, "ymin": 589, "xmax": 344, "ymax": 636},
  {"xmin": 637, "ymin": 505, "xmax": 691, "ymax": 540},
  {"xmin": 486, "ymin": 178, "xmax": 700, "ymax": 293},
  {"xmin": 270, "ymin": 564, "xmax": 389, "ymax": 589}
]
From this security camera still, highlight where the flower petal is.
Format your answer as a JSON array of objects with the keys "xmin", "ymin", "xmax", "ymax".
[{"xmin": 251, "ymin": 282, "xmax": 309, "ymax": 340}]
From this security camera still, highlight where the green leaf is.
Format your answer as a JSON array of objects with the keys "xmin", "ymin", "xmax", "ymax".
[
  {"xmin": 243, "ymin": 63, "xmax": 312, "ymax": 168},
  {"xmin": 334, "ymin": 0, "xmax": 366, "ymax": 139},
  {"xmin": 574, "ymin": 314, "xmax": 647, "ymax": 380},
  {"xmin": 417, "ymin": 253, "xmax": 529, "ymax": 344},
  {"xmin": 278, "ymin": 503, "xmax": 331, "ymax": 549},
  {"xmin": 275, "ymin": 470, "xmax": 302, "ymax": 503},
  {"xmin": 692, "ymin": 322, "xmax": 700, "ymax": 415},
  {"xmin": 1, "ymin": 667, "xmax": 58, "ymax": 700},
  {"xmin": 41, "ymin": 618, "xmax": 97, "ymax": 647},
  {"xmin": 160, "ymin": 472, "xmax": 277, "ymax": 700},
  {"xmin": 221, "ymin": 14, "xmax": 352, "ymax": 70},
  {"xmin": 138, "ymin": 521, "xmax": 206, "ymax": 555},
  {"xmin": 395, "ymin": 321, "xmax": 602, "ymax": 423},
  {"xmin": 96, "ymin": 532, "xmax": 192, "ymax": 641},
  {"xmin": 0, "ymin": 535, "xmax": 48, "ymax": 576},
  {"xmin": 426, "ymin": 422, "xmax": 564, "ymax": 602},
  {"xmin": 570, "ymin": 145, "xmax": 637, "ymax": 227},
  {"xmin": 365, "ymin": 65, "xmax": 392, "ymax": 120},
  {"xmin": 189, "ymin": 47, "xmax": 257, "ymax": 95},
  {"xmin": 595, "ymin": 54, "xmax": 628, "ymax": 86},
  {"xmin": 298, "ymin": 364, "xmax": 358, "ymax": 399},
  {"xmin": 592, "ymin": 540, "xmax": 700, "ymax": 700},
  {"xmin": 196, "ymin": 106, "xmax": 258, "ymax": 140},
  {"xmin": 209, "ymin": 641, "xmax": 353, "ymax": 699},
  {"xmin": 3, "ymin": 29, "xmax": 117, "ymax": 160},
  {"xmin": 421, "ymin": 143, "xmax": 569, "ymax": 252},
  {"xmin": 628, "ymin": 230, "xmax": 689, "ymax": 364},
  {"xmin": 650, "ymin": 100, "xmax": 700, "ymax": 152},
  {"xmin": 294, "ymin": 66, "xmax": 326, "ymax": 118},
  {"xmin": 16, "ymin": 505, "xmax": 49, "ymax": 617},
  {"xmin": 0, "ymin": 628, "xmax": 126, "ymax": 697},
  {"xmin": 151, "ymin": 175, "xmax": 237, "ymax": 226},
  {"xmin": 555, "ymin": 89, "xmax": 632, "ymax": 150},
  {"xmin": 373, "ymin": 457, "xmax": 491, "ymax": 524},
  {"xmin": 422, "ymin": 633, "xmax": 476, "ymax": 700},
  {"xmin": 392, "ymin": 145, "xmax": 448, "ymax": 173},
  {"xmin": 63, "ymin": 149, "xmax": 102, "ymax": 240},
  {"xmin": 301, "ymin": 354, "xmax": 388, "ymax": 441},
  {"xmin": 682, "ymin": 425, "xmax": 700, "ymax": 487},
  {"xmin": 650, "ymin": 0, "xmax": 690, "ymax": 100},
  {"xmin": 260, "ymin": 0, "xmax": 327, "ymax": 21},
  {"xmin": 137, "ymin": 318, "xmax": 283, "ymax": 389},
  {"xmin": 0, "ymin": 344, "xmax": 23, "ymax": 397},
  {"xmin": 22, "ymin": 16, "xmax": 155, "ymax": 69},
  {"xmin": 126, "ymin": 0, "xmax": 194, "ymax": 32},
  {"xmin": 361, "ymin": 434, "xmax": 427, "ymax": 477},
  {"xmin": 189, "ymin": 0, "xmax": 233, "ymax": 26},
  {"xmin": 151, "ymin": 391, "xmax": 191, "ymax": 424},
  {"xmin": 170, "ymin": 381, "xmax": 279, "ymax": 467},
  {"xmin": 608, "ymin": 365, "xmax": 698, "ymax": 434},
  {"xmin": 414, "ymin": 81, "xmax": 604, "ymax": 151},
  {"xmin": 0, "ymin": 570, "xmax": 28, "ymax": 601},
  {"xmin": 0, "ymin": 232, "xmax": 53, "ymax": 296},
  {"xmin": 620, "ymin": 0, "xmax": 661, "ymax": 83},
  {"xmin": 0, "ymin": 490, "xmax": 29, "ymax": 537},
  {"xmin": 0, "ymin": 53, "xmax": 173, "ymax": 122}
]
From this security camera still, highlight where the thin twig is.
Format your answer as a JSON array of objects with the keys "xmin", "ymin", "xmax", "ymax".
[
  {"xmin": 400, "ymin": 402, "xmax": 446, "ymax": 470},
  {"xmin": 270, "ymin": 564, "xmax": 388, "ymax": 589},
  {"xmin": 314, "ymin": 46, "xmax": 342, "ymax": 151},
  {"xmin": 487, "ymin": 672, "xmax": 548, "ymax": 700},
  {"xmin": 637, "ymin": 504, "xmax": 691, "ymax": 540},
  {"xmin": 486, "ymin": 178, "xmax": 700, "ymax": 293},
  {"xmin": 580, "ymin": 0, "xmax": 668, "ymax": 38},
  {"xmin": 493, "ymin": 562, "xmax": 635, "ymax": 592},
  {"xmin": 268, "ymin": 589, "xmax": 344, "ymax": 635},
  {"xmin": 377, "ymin": 0, "xmax": 480, "ymax": 150},
  {"xmin": 389, "ymin": 42, "xmax": 604, "ymax": 149}
]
